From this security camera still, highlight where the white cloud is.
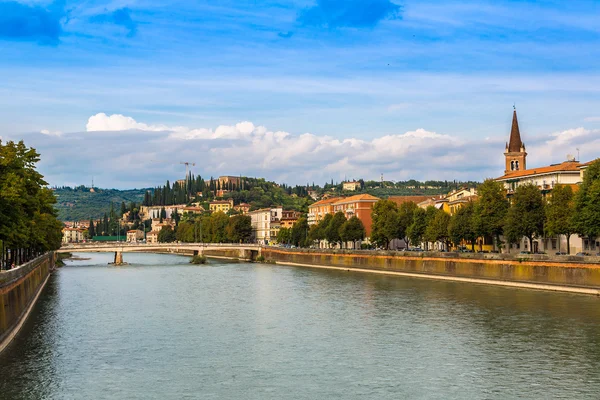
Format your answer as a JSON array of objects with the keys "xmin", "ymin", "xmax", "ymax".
[
  {"xmin": 40, "ymin": 129, "xmax": 62, "ymax": 136},
  {"xmin": 584, "ymin": 116, "xmax": 600, "ymax": 122},
  {"xmin": 22, "ymin": 113, "xmax": 600, "ymax": 188},
  {"xmin": 86, "ymin": 112, "xmax": 180, "ymax": 132}
]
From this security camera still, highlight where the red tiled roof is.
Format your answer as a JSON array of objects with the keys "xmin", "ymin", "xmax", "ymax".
[{"xmin": 496, "ymin": 160, "xmax": 581, "ymax": 180}]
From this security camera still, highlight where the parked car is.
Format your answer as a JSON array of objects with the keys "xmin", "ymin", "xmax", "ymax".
[
  {"xmin": 576, "ymin": 252, "xmax": 591, "ymax": 256},
  {"xmin": 519, "ymin": 251, "xmax": 531, "ymax": 255},
  {"xmin": 555, "ymin": 252, "xmax": 567, "ymax": 255}
]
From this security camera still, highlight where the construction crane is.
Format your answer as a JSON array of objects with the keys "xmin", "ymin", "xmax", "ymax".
[{"xmin": 180, "ymin": 161, "xmax": 196, "ymax": 178}]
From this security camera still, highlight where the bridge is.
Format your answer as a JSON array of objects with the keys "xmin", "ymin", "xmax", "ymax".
[{"xmin": 57, "ymin": 243, "xmax": 262, "ymax": 265}]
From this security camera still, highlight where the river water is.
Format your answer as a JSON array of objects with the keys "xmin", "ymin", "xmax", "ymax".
[{"xmin": 1, "ymin": 253, "xmax": 599, "ymax": 399}]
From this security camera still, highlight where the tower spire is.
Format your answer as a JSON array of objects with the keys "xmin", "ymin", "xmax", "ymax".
[{"xmin": 507, "ymin": 109, "xmax": 524, "ymax": 152}]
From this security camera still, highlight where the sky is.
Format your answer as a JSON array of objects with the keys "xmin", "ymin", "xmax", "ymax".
[{"xmin": 1, "ymin": 0, "xmax": 600, "ymax": 188}]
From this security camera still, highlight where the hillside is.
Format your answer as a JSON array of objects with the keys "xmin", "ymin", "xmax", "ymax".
[{"xmin": 53, "ymin": 186, "xmax": 147, "ymax": 221}]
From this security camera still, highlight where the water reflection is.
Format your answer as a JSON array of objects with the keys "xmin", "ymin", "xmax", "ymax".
[{"xmin": 0, "ymin": 253, "xmax": 599, "ymax": 399}]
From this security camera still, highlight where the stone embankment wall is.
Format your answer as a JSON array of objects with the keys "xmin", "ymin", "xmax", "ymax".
[
  {"xmin": 259, "ymin": 248, "xmax": 600, "ymax": 292},
  {"xmin": 0, "ymin": 253, "xmax": 54, "ymax": 352}
]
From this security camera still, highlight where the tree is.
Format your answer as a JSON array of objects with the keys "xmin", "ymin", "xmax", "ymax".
[
  {"xmin": 290, "ymin": 217, "xmax": 309, "ymax": 247},
  {"xmin": 339, "ymin": 216, "xmax": 366, "ymax": 247},
  {"xmin": 0, "ymin": 140, "xmax": 66, "ymax": 266},
  {"xmin": 397, "ymin": 201, "xmax": 418, "ymax": 248},
  {"xmin": 226, "ymin": 215, "xmax": 252, "ymax": 243},
  {"xmin": 325, "ymin": 211, "xmax": 346, "ymax": 247},
  {"xmin": 88, "ymin": 218, "xmax": 96, "ymax": 238},
  {"xmin": 157, "ymin": 225, "xmax": 176, "ymax": 243},
  {"xmin": 545, "ymin": 185, "xmax": 575, "ymax": 254},
  {"xmin": 310, "ymin": 213, "xmax": 332, "ymax": 244},
  {"xmin": 574, "ymin": 160, "xmax": 600, "ymax": 244},
  {"xmin": 277, "ymin": 227, "xmax": 291, "ymax": 245},
  {"xmin": 172, "ymin": 208, "xmax": 180, "ymax": 226},
  {"xmin": 425, "ymin": 209, "xmax": 451, "ymax": 250},
  {"xmin": 472, "ymin": 179, "xmax": 509, "ymax": 251},
  {"xmin": 160, "ymin": 207, "xmax": 167, "ymax": 220},
  {"xmin": 504, "ymin": 183, "xmax": 545, "ymax": 251},
  {"xmin": 449, "ymin": 202, "xmax": 477, "ymax": 251},
  {"xmin": 370, "ymin": 199, "xmax": 399, "ymax": 249},
  {"xmin": 210, "ymin": 212, "xmax": 230, "ymax": 243},
  {"xmin": 407, "ymin": 208, "xmax": 427, "ymax": 248}
]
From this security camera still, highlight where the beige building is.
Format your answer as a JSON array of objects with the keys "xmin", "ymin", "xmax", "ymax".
[
  {"xmin": 342, "ymin": 181, "xmax": 361, "ymax": 191},
  {"xmin": 146, "ymin": 231, "xmax": 159, "ymax": 243},
  {"xmin": 62, "ymin": 228, "xmax": 85, "ymax": 243},
  {"xmin": 126, "ymin": 230, "xmax": 144, "ymax": 242},
  {"xmin": 234, "ymin": 203, "xmax": 251, "ymax": 214},
  {"xmin": 248, "ymin": 206, "xmax": 283, "ymax": 245},
  {"xmin": 209, "ymin": 199, "xmax": 234, "ymax": 213}
]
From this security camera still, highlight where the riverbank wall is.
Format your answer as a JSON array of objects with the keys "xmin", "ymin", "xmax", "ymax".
[
  {"xmin": 254, "ymin": 248, "xmax": 600, "ymax": 295},
  {"xmin": 0, "ymin": 253, "xmax": 55, "ymax": 353}
]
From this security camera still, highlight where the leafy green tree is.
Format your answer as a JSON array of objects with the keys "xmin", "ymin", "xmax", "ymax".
[
  {"xmin": 472, "ymin": 179, "xmax": 509, "ymax": 251},
  {"xmin": 370, "ymin": 199, "xmax": 399, "ymax": 249},
  {"xmin": 210, "ymin": 211, "xmax": 230, "ymax": 243},
  {"xmin": 339, "ymin": 216, "xmax": 366, "ymax": 247},
  {"xmin": 407, "ymin": 208, "xmax": 427, "ymax": 248},
  {"xmin": 0, "ymin": 140, "xmax": 63, "ymax": 266},
  {"xmin": 449, "ymin": 202, "xmax": 477, "ymax": 251},
  {"xmin": 291, "ymin": 217, "xmax": 309, "ymax": 247},
  {"xmin": 277, "ymin": 227, "xmax": 291, "ymax": 245},
  {"xmin": 545, "ymin": 185, "xmax": 575, "ymax": 254},
  {"xmin": 310, "ymin": 213, "xmax": 332, "ymax": 244},
  {"xmin": 160, "ymin": 207, "xmax": 167, "ymax": 220},
  {"xmin": 158, "ymin": 225, "xmax": 176, "ymax": 243},
  {"xmin": 325, "ymin": 211, "xmax": 346, "ymax": 247},
  {"xmin": 397, "ymin": 201, "xmax": 418, "ymax": 248},
  {"xmin": 574, "ymin": 160, "xmax": 600, "ymax": 244},
  {"xmin": 425, "ymin": 209, "xmax": 451, "ymax": 250},
  {"xmin": 226, "ymin": 215, "xmax": 252, "ymax": 243},
  {"xmin": 120, "ymin": 201, "xmax": 127, "ymax": 216},
  {"xmin": 504, "ymin": 183, "xmax": 545, "ymax": 251},
  {"xmin": 176, "ymin": 221, "xmax": 194, "ymax": 242}
]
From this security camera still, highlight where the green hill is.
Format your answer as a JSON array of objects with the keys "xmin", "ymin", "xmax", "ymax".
[{"xmin": 53, "ymin": 186, "xmax": 147, "ymax": 221}]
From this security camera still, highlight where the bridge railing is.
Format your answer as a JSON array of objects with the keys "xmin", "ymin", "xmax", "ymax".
[{"xmin": 61, "ymin": 242, "xmax": 261, "ymax": 249}]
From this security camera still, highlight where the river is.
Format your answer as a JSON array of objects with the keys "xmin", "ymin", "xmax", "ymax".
[{"xmin": 1, "ymin": 253, "xmax": 599, "ymax": 399}]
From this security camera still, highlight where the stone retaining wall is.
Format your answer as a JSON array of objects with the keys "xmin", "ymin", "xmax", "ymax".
[
  {"xmin": 260, "ymin": 248, "xmax": 600, "ymax": 290},
  {"xmin": 0, "ymin": 253, "xmax": 54, "ymax": 351}
]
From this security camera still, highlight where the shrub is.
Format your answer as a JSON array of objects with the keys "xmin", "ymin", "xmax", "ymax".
[{"xmin": 190, "ymin": 255, "xmax": 208, "ymax": 264}]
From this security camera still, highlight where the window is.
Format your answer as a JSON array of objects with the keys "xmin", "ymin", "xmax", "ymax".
[
  {"xmin": 515, "ymin": 160, "xmax": 519, "ymax": 170},
  {"xmin": 511, "ymin": 160, "xmax": 515, "ymax": 170},
  {"xmin": 551, "ymin": 239, "xmax": 557, "ymax": 250}
]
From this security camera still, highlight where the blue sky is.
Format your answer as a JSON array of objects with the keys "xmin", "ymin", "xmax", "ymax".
[{"xmin": 2, "ymin": 0, "xmax": 600, "ymax": 188}]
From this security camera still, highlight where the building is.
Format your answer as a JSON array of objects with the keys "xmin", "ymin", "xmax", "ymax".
[
  {"xmin": 126, "ymin": 230, "xmax": 144, "ymax": 242},
  {"xmin": 139, "ymin": 204, "xmax": 187, "ymax": 221},
  {"xmin": 445, "ymin": 188, "xmax": 478, "ymax": 215},
  {"xmin": 388, "ymin": 196, "xmax": 431, "ymax": 207},
  {"xmin": 495, "ymin": 109, "xmax": 590, "ymax": 254},
  {"xmin": 209, "ymin": 199, "xmax": 234, "ymax": 213},
  {"xmin": 248, "ymin": 206, "xmax": 283, "ymax": 245},
  {"xmin": 151, "ymin": 218, "xmax": 175, "ymax": 232},
  {"xmin": 280, "ymin": 210, "xmax": 300, "ymax": 229},
  {"xmin": 496, "ymin": 110, "xmax": 582, "ymax": 196},
  {"xmin": 234, "ymin": 203, "xmax": 251, "ymax": 214},
  {"xmin": 307, "ymin": 197, "xmax": 340, "ymax": 225},
  {"xmin": 146, "ymin": 231, "xmax": 159, "ymax": 243},
  {"xmin": 332, "ymin": 194, "xmax": 379, "ymax": 236},
  {"xmin": 62, "ymin": 228, "xmax": 85, "ymax": 243},
  {"xmin": 342, "ymin": 181, "xmax": 361, "ymax": 191}
]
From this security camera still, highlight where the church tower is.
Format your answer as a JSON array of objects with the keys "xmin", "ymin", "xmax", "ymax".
[{"xmin": 504, "ymin": 109, "xmax": 527, "ymax": 174}]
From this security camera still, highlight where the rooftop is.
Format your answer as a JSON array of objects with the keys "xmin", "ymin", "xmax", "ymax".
[{"xmin": 497, "ymin": 160, "xmax": 581, "ymax": 180}]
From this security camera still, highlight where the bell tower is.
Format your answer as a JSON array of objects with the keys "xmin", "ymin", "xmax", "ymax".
[{"xmin": 504, "ymin": 108, "xmax": 527, "ymax": 174}]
